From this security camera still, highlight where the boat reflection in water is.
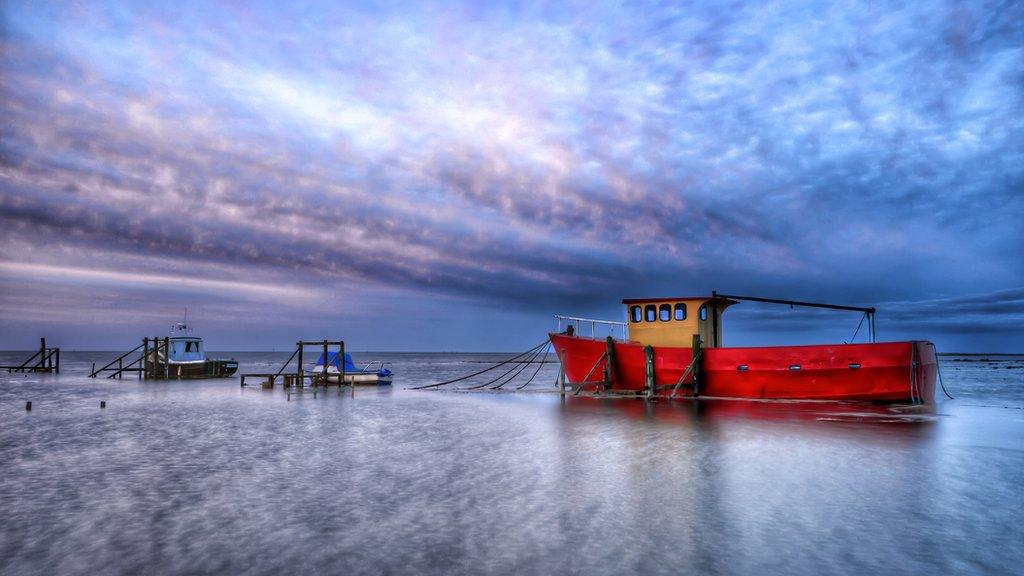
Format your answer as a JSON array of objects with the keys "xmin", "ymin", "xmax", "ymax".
[{"xmin": 557, "ymin": 394, "xmax": 937, "ymax": 431}]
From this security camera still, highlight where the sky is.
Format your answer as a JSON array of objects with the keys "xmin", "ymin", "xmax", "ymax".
[{"xmin": 1, "ymin": 0, "xmax": 1022, "ymax": 352}]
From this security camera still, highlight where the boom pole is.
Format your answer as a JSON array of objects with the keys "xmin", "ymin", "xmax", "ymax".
[{"xmin": 712, "ymin": 290, "xmax": 876, "ymax": 342}]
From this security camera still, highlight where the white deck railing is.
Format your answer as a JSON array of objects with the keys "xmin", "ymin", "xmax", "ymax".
[{"xmin": 553, "ymin": 315, "xmax": 628, "ymax": 340}]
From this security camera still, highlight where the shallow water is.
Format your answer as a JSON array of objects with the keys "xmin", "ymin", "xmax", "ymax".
[{"xmin": 1, "ymin": 351, "xmax": 1023, "ymax": 575}]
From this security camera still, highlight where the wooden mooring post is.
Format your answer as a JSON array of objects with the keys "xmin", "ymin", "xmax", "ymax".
[
  {"xmin": 557, "ymin": 349, "xmax": 566, "ymax": 396},
  {"xmin": 690, "ymin": 334, "xmax": 702, "ymax": 397},
  {"xmin": 644, "ymin": 345, "xmax": 655, "ymax": 397},
  {"xmin": 604, "ymin": 336, "xmax": 616, "ymax": 391},
  {"xmin": 322, "ymin": 340, "xmax": 329, "ymax": 384},
  {"xmin": 342, "ymin": 338, "xmax": 350, "ymax": 387}
]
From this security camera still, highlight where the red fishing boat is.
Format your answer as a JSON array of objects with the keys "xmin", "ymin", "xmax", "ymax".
[{"xmin": 549, "ymin": 292, "xmax": 936, "ymax": 403}]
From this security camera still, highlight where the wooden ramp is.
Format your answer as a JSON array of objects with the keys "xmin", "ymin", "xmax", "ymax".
[{"xmin": 2, "ymin": 338, "xmax": 60, "ymax": 374}]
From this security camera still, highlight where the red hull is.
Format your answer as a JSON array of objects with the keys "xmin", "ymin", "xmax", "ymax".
[{"xmin": 549, "ymin": 334, "xmax": 936, "ymax": 403}]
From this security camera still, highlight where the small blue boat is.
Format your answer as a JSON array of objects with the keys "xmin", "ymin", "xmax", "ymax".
[{"xmin": 312, "ymin": 351, "xmax": 393, "ymax": 385}]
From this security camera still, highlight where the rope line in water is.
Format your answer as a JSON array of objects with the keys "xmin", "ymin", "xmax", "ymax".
[
  {"xmin": 458, "ymin": 355, "xmax": 529, "ymax": 390},
  {"xmin": 460, "ymin": 342, "xmax": 550, "ymax": 390},
  {"xmin": 460, "ymin": 342, "xmax": 545, "ymax": 390},
  {"xmin": 909, "ymin": 343, "xmax": 920, "ymax": 405},
  {"xmin": 516, "ymin": 343, "xmax": 552, "ymax": 390},
  {"xmin": 928, "ymin": 342, "xmax": 955, "ymax": 400},
  {"xmin": 410, "ymin": 340, "xmax": 549, "ymax": 390},
  {"xmin": 490, "ymin": 343, "xmax": 549, "ymax": 390}
]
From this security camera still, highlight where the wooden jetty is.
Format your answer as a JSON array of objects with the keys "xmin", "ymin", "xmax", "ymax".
[
  {"xmin": 2, "ymin": 338, "xmax": 60, "ymax": 373},
  {"xmin": 90, "ymin": 337, "xmax": 167, "ymax": 379},
  {"xmin": 241, "ymin": 340, "xmax": 346, "ymax": 389}
]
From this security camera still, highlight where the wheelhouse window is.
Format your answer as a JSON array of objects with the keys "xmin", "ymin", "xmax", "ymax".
[
  {"xmin": 630, "ymin": 306, "xmax": 642, "ymax": 323},
  {"xmin": 674, "ymin": 303, "xmax": 686, "ymax": 320},
  {"xmin": 699, "ymin": 304, "xmax": 708, "ymax": 321},
  {"xmin": 645, "ymin": 305, "xmax": 656, "ymax": 322},
  {"xmin": 659, "ymin": 304, "xmax": 671, "ymax": 321}
]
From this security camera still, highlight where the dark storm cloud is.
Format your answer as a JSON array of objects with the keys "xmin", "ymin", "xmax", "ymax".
[{"xmin": 1, "ymin": 0, "xmax": 1022, "ymax": 349}]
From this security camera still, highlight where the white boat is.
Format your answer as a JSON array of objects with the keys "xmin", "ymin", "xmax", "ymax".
[
  {"xmin": 312, "ymin": 351, "xmax": 393, "ymax": 385},
  {"xmin": 150, "ymin": 322, "xmax": 238, "ymax": 379}
]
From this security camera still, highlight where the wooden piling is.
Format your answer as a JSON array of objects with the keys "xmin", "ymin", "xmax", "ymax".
[
  {"xmin": 297, "ymin": 342, "xmax": 304, "ymax": 387},
  {"xmin": 322, "ymin": 339, "xmax": 329, "ymax": 384},
  {"xmin": 25, "ymin": 401, "xmax": 31, "ymax": 411},
  {"xmin": 604, "ymin": 336, "xmax": 616, "ymax": 391},
  {"xmin": 644, "ymin": 345, "xmax": 655, "ymax": 397},
  {"xmin": 558, "ymin": 349, "xmax": 566, "ymax": 396},
  {"xmin": 100, "ymin": 401, "xmax": 106, "ymax": 408},
  {"xmin": 338, "ymin": 340, "xmax": 346, "ymax": 389},
  {"xmin": 644, "ymin": 347, "xmax": 654, "ymax": 400},
  {"xmin": 691, "ymin": 334, "xmax": 702, "ymax": 397}
]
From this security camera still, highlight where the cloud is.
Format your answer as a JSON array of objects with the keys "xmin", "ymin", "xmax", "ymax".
[
  {"xmin": 0, "ymin": 261, "xmax": 317, "ymax": 302},
  {"xmin": 1, "ymin": 0, "xmax": 1022, "ymax": 349}
]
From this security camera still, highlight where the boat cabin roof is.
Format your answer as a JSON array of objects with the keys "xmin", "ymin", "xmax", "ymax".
[{"xmin": 622, "ymin": 295, "xmax": 738, "ymax": 306}]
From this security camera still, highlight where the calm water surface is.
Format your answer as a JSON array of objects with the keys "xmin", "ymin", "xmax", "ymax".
[{"xmin": 1, "ymin": 351, "xmax": 1023, "ymax": 575}]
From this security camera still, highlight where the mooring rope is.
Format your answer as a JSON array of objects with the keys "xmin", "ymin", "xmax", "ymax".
[
  {"xmin": 410, "ymin": 340, "xmax": 550, "ymax": 390},
  {"xmin": 927, "ymin": 342, "xmax": 955, "ymax": 400},
  {"xmin": 490, "ymin": 343, "xmax": 549, "ymax": 390},
  {"xmin": 913, "ymin": 340, "xmax": 921, "ymax": 403},
  {"xmin": 460, "ymin": 342, "xmax": 550, "ymax": 390},
  {"xmin": 516, "ymin": 342, "xmax": 552, "ymax": 390},
  {"xmin": 460, "ymin": 342, "xmax": 548, "ymax": 390},
  {"xmin": 458, "ymin": 358, "xmax": 526, "ymax": 390},
  {"xmin": 489, "ymin": 342, "xmax": 548, "ymax": 387}
]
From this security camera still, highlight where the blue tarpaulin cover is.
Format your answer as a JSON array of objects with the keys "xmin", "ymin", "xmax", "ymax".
[
  {"xmin": 315, "ymin": 351, "xmax": 357, "ymax": 371},
  {"xmin": 314, "ymin": 351, "xmax": 392, "ymax": 378}
]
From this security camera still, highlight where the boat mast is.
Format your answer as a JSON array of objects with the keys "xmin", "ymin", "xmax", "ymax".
[{"xmin": 711, "ymin": 290, "xmax": 877, "ymax": 343}]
